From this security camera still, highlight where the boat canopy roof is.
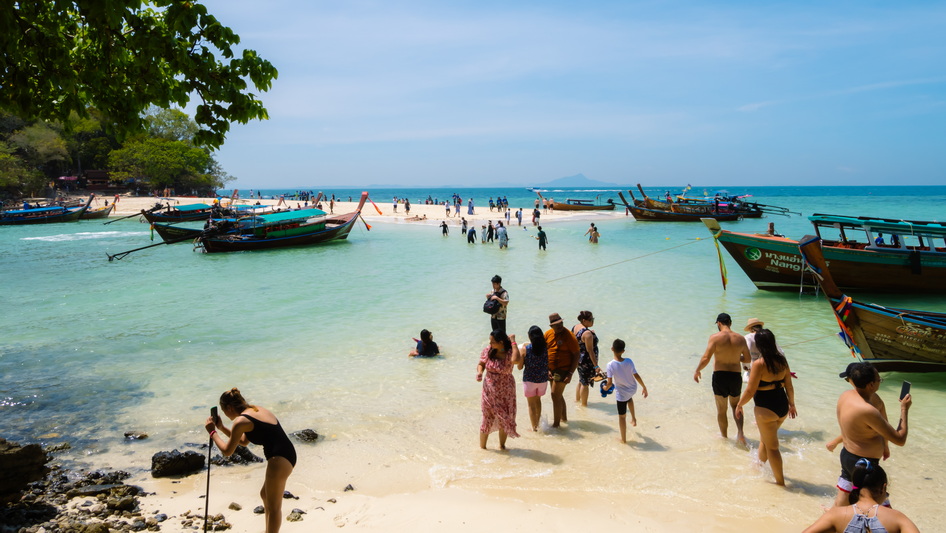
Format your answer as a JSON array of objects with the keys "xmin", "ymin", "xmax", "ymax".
[
  {"xmin": 810, "ymin": 214, "xmax": 946, "ymax": 237},
  {"xmin": 5, "ymin": 206, "xmax": 67, "ymax": 215},
  {"xmin": 256, "ymin": 207, "xmax": 327, "ymax": 224},
  {"xmin": 175, "ymin": 203, "xmax": 212, "ymax": 212}
]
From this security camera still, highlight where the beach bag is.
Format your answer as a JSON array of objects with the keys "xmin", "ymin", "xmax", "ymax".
[{"xmin": 483, "ymin": 298, "xmax": 501, "ymax": 315}]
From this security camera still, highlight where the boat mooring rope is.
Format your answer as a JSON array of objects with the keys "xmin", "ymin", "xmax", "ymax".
[{"xmin": 548, "ymin": 238, "xmax": 704, "ymax": 283}]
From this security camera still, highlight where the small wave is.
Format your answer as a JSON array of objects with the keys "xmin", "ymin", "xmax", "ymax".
[{"xmin": 23, "ymin": 231, "xmax": 146, "ymax": 242}]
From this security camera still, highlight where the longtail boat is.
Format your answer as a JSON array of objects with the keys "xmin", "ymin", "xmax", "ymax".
[
  {"xmin": 140, "ymin": 202, "xmax": 218, "ymax": 223},
  {"xmin": 632, "ymin": 184, "xmax": 766, "ymax": 218},
  {"xmin": 196, "ymin": 192, "xmax": 369, "ymax": 253},
  {"xmin": 0, "ymin": 195, "xmax": 93, "ymax": 225},
  {"xmin": 618, "ymin": 192, "xmax": 743, "ymax": 221},
  {"xmin": 80, "ymin": 195, "xmax": 120, "ymax": 220},
  {"xmin": 535, "ymin": 191, "xmax": 615, "ymax": 211},
  {"xmin": 107, "ymin": 193, "xmax": 370, "ymax": 260},
  {"xmin": 799, "ymin": 236, "xmax": 946, "ymax": 373},
  {"xmin": 703, "ymin": 214, "xmax": 946, "ymax": 293},
  {"xmin": 80, "ymin": 203, "xmax": 114, "ymax": 220}
]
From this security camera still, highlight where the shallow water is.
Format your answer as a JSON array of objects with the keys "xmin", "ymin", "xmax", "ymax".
[{"xmin": 2, "ymin": 186, "xmax": 944, "ymax": 529}]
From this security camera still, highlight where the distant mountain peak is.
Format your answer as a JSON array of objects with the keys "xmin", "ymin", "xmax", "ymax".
[{"xmin": 537, "ymin": 173, "xmax": 621, "ymax": 187}]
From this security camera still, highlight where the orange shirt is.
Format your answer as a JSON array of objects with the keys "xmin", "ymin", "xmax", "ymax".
[{"xmin": 545, "ymin": 327, "xmax": 580, "ymax": 371}]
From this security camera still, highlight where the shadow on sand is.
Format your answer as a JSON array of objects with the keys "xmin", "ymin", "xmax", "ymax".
[
  {"xmin": 626, "ymin": 433, "xmax": 668, "ymax": 452},
  {"xmin": 505, "ymin": 448, "xmax": 563, "ymax": 465}
]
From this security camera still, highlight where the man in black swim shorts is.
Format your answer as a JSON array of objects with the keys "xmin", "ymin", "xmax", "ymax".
[
  {"xmin": 834, "ymin": 361, "xmax": 912, "ymax": 507},
  {"xmin": 694, "ymin": 313, "xmax": 750, "ymax": 445}
]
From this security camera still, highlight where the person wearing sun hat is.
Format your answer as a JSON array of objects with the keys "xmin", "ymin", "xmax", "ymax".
[
  {"xmin": 744, "ymin": 318, "xmax": 785, "ymax": 369},
  {"xmin": 545, "ymin": 312, "xmax": 580, "ymax": 428}
]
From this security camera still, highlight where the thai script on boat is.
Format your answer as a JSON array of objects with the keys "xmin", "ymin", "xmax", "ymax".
[
  {"xmin": 762, "ymin": 252, "xmax": 802, "ymax": 272},
  {"xmin": 871, "ymin": 330, "xmax": 946, "ymax": 356},
  {"xmin": 895, "ymin": 323, "xmax": 940, "ymax": 339}
]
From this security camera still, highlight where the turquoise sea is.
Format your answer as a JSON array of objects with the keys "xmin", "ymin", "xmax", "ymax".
[{"xmin": 2, "ymin": 185, "xmax": 945, "ymax": 530}]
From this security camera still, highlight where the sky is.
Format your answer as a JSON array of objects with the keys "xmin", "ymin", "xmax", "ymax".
[{"xmin": 197, "ymin": 0, "xmax": 946, "ymax": 188}]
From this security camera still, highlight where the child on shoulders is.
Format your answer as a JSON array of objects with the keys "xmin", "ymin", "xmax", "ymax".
[{"xmin": 604, "ymin": 339, "xmax": 648, "ymax": 443}]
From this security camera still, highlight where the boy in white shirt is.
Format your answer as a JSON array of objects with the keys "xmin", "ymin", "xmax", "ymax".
[{"xmin": 604, "ymin": 339, "xmax": 649, "ymax": 443}]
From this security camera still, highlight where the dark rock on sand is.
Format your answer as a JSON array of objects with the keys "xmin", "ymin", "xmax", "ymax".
[
  {"xmin": 254, "ymin": 505, "xmax": 265, "ymax": 514},
  {"xmin": 283, "ymin": 490, "xmax": 299, "ymax": 499},
  {"xmin": 287, "ymin": 508, "xmax": 305, "ymax": 522},
  {"xmin": 151, "ymin": 449, "xmax": 205, "ymax": 477},
  {"xmin": 210, "ymin": 445, "xmax": 263, "ymax": 466},
  {"xmin": 124, "ymin": 431, "xmax": 149, "ymax": 440},
  {"xmin": 344, "ymin": 484, "xmax": 355, "ymax": 492},
  {"xmin": 290, "ymin": 429, "xmax": 319, "ymax": 442},
  {"xmin": 0, "ymin": 438, "xmax": 49, "ymax": 503}
]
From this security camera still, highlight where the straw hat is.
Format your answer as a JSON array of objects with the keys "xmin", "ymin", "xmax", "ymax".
[
  {"xmin": 744, "ymin": 318, "xmax": 764, "ymax": 332},
  {"xmin": 549, "ymin": 313, "xmax": 564, "ymax": 326}
]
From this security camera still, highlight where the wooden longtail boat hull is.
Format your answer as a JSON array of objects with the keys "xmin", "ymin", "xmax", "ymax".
[
  {"xmin": 798, "ymin": 237, "xmax": 946, "ymax": 373},
  {"xmin": 196, "ymin": 192, "xmax": 368, "ymax": 253},
  {"xmin": 703, "ymin": 218, "xmax": 946, "ymax": 293},
  {"xmin": 535, "ymin": 190, "xmax": 615, "ymax": 210},
  {"xmin": 79, "ymin": 204, "xmax": 115, "ymax": 220},
  {"xmin": 550, "ymin": 202, "xmax": 615, "ymax": 211},
  {"xmin": 0, "ymin": 196, "xmax": 93, "ymax": 225},
  {"xmin": 152, "ymin": 223, "xmax": 205, "ymax": 242}
]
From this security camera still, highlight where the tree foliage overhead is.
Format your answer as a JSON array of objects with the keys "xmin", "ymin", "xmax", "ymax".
[
  {"xmin": 108, "ymin": 137, "xmax": 212, "ymax": 190},
  {"xmin": 0, "ymin": 1, "xmax": 278, "ymax": 148}
]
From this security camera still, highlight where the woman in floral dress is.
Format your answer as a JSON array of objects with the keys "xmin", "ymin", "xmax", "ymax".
[{"xmin": 476, "ymin": 330, "xmax": 522, "ymax": 449}]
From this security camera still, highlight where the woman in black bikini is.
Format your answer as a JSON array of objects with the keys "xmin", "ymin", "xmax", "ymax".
[
  {"xmin": 205, "ymin": 388, "xmax": 296, "ymax": 533},
  {"xmin": 735, "ymin": 329, "xmax": 796, "ymax": 486}
]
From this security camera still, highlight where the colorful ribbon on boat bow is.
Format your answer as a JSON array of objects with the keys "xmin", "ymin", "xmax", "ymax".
[
  {"xmin": 833, "ymin": 296, "xmax": 861, "ymax": 357},
  {"xmin": 711, "ymin": 230, "xmax": 728, "ymax": 290}
]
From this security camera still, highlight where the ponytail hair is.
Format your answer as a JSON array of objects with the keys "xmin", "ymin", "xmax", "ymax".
[
  {"xmin": 219, "ymin": 387, "xmax": 258, "ymax": 413},
  {"xmin": 527, "ymin": 325, "xmax": 546, "ymax": 356},
  {"xmin": 848, "ymin": 458, "xmax": 887, "ymax": 505},
  {"xmin": 489, "ymin": 330, "xmax": 512, "ymax": 360}
]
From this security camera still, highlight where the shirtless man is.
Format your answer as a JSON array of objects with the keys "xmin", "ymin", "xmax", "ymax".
[
  {"xmin": 694, "ymin": 313, "xmax": 750, "ymax": 445},
  {"xmin": 545, "ymin": 313, "xmax": 581, "ymax": 428},
  {"xmin": 833, "ymin": 361, "xmax": 911, "ymax": 507}
]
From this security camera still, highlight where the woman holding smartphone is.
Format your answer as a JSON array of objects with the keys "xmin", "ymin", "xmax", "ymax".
[{"xmin": 205, "ymin": 388, "xmax": 296, "ymax": 533}]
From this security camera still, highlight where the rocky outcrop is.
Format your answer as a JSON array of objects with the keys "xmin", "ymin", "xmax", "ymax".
[
  {"xmin": 150, "ymin": 449, "xmax": 205, "ymax": 478},
  {"xmin": 0, "ymin": 438, "xmax": 49, "ymax": 503}
]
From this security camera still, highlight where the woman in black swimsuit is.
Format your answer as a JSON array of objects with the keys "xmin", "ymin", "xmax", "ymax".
[
  {"xmin": 205, "ymin": 388, "xmax": 296, "ymax": 533},
  {"xmin": 735, "ymin": 329, "xmax": 796, "ymax": 486}
]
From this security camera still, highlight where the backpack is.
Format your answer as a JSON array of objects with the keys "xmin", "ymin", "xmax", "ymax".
[{"xmin": 483, "ymin": 298, "xmax": 501, "ymax": 315}]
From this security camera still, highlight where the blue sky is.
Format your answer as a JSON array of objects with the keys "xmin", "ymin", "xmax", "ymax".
[{"xmin": 199, "ymin": 0, "xmax": 945, "ymax": 188}]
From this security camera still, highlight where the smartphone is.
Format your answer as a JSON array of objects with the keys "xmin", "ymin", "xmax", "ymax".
[
  {"xmin": 899, "ymin": 381, "xmax": 912, "ymax": 400},
  {"xmin": 211, "ymin": 406, "xmax": 219, "ymax": 423}
]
